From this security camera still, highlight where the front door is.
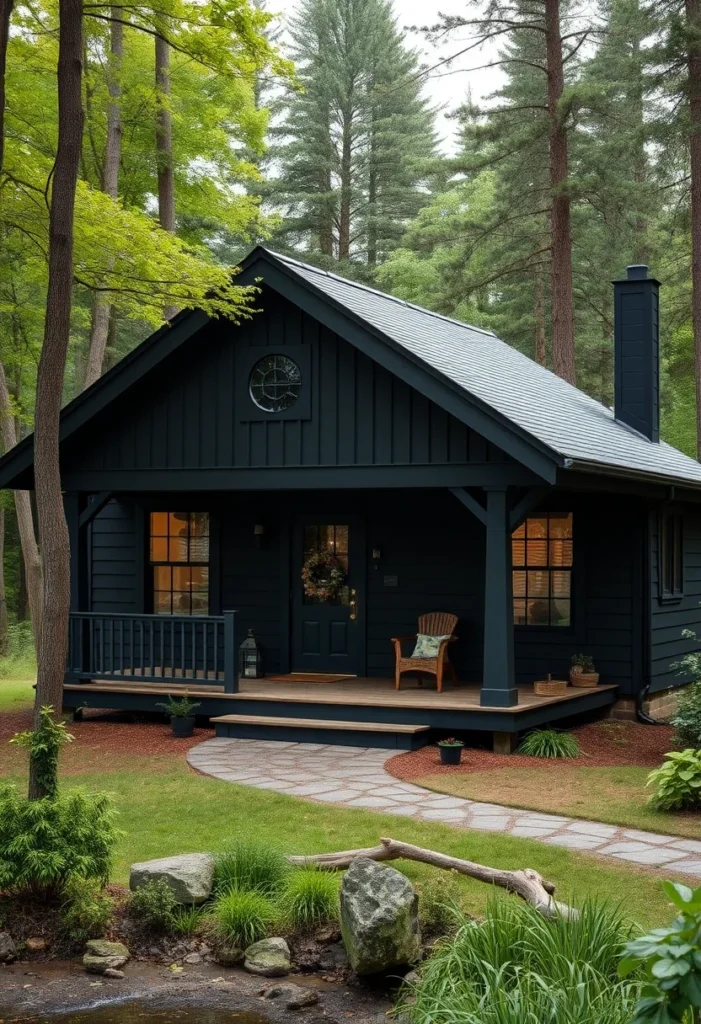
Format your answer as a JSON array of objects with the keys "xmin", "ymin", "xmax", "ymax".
[{"xmin": 291, "ymin": 517, "xmax": 364, "ymax": 675}]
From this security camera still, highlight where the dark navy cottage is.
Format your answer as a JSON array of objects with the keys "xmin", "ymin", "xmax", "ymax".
[{"xmin": 0, "ymin": 250, "xmax": 699, "ymax": 751}]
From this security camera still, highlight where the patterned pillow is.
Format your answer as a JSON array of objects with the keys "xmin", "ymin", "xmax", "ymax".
[{"xmin": 411, "ymin": 633, "xmax": 452, "ymax": 659}]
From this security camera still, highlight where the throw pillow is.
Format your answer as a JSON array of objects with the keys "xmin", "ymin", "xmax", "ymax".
[{"xmin": 411, "ymin": 633, "xmax": 451, "ymax": 659}]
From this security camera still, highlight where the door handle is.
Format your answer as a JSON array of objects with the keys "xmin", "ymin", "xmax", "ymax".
[{"xmin": 350, "ymin": 588, "xmax": 357, "ymax": 620}]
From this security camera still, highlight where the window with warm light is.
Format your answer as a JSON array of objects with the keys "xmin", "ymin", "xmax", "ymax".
[
  {"xmin": 150, "ymin": 512, "xmax": 209, "ymax": 615},
  {"xmin": 512, "ymin": 513, "xmax": 573, "ymax": 627}
]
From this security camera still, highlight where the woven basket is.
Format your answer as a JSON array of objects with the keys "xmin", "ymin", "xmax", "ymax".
[
  {"xmin": 534, "ymin": 674, "xmax": 569, "ymax": 696},
  {"xmin": 569, "ymin": 670, "xmax": 600, "ymax": 688}
]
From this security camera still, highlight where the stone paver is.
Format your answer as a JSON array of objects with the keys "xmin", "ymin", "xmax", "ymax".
[{"xmin": 187, "ymin": 738, "xmax": 701, "ymax": 877}]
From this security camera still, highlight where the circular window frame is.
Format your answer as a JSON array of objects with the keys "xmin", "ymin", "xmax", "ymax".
[{"xmin": 249, "ymin": 354, "xmax": 302, "ymax": 414}]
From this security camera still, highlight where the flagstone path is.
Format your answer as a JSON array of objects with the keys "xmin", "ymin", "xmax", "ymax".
[{"xmin": 187, "ymin": 738, "xmax": 701, "ymax": 877}]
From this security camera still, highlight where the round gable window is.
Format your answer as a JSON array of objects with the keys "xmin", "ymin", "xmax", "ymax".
[{"xmin": 249, "ymin": 354, "xmax": 302, "ymax": 413}]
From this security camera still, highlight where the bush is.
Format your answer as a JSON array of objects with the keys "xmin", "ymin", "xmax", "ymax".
[
  {"xmin": 671, "ymin": 680, "xmax": 701, "ymax": 749},
  {"xmin": 129, "ymin": 879, "xmax": 179, "ymax": 932},
  {"xmin": 403, "ymin": 897, "xmax": 638, "ymax": 1024},
  {"xmin": 517, "ymin": 728, "xmax": 582, "ymax": 759},
  {"xmin": 647, "ymin": 748, "xmax": 701, "ymax": 810},
  {"xmin": 0, "ymin": 621, "xmax": 36, "ymax": 679},
  {"xmin": 214, "ymin": 840, "xmax": 289, "ymax": 897},
  {"xmin": 417, "ymin": 872, "xmax": 465, "ymax": 935},
  {"xmin": 11, "ymin": 706, "xmax": 73, "ymax": 799},
  {"xmin": 279, "ymin": 869, "xmax": 339, "ymax": 929},
  {"xmin": 214, "ymin": 889, "xmax": 276, "ymax": 948},
  {"xmin": 60, "ymin": 877, "xmax": 114, "ymax": 943},
  {"xmin": 621, "ymin": 880, "xmax": 701, "ymax": 1024},
  {"xmin": 0, "ymin": 785, "xmax": 118, "ymax": 897}
]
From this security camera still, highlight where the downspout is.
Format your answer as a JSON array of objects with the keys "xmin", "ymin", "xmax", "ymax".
[{"xmin": 636, "ymin": 506, "xmax": 665, "ymax": 725}]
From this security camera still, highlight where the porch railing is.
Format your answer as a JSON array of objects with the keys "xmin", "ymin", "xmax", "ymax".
[{"xmin": 67, "ymin": 611, "xmax": 237, "ymax": 693}]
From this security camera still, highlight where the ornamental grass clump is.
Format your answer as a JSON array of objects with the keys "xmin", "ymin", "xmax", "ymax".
[
  {"xmin": 646, "ymin": 749, "xmax": 701, "ymax": 811},
  {"xmin": 402, "ymin": 897, "xmax": 639, "ymax": 1024},
  {"xmin": 214, "ymin": 840, "xmax": 289, "ymax": 897},
  {"xmin": 214, "ymin": 888, "xmax": 276, "ymax": 948},
  {"xmin": 517, "ymin": 728, "xmax": 582, "ymax": 759},
  {"xmin": 279, "ymin": 868, "xmax": 339, "ymax": 929}
]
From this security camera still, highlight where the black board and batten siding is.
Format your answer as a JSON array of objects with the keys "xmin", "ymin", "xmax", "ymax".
[
  {"xmin": 649, "ymin": 507, "xmax": 701, "ymax": 691},
  {"xmin": 90, "ymin": 500, "xmax": 139, "ymax": 613}
]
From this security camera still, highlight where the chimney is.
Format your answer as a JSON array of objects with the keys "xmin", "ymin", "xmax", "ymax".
[{"xmin": 613, "ymin": 264, "xmax": 660, "ymax": 442}]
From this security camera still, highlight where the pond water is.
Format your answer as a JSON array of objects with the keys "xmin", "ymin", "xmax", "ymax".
[{"xmin": 26, "ymin": 1004, "xmax": 271, "ymax": 1024}]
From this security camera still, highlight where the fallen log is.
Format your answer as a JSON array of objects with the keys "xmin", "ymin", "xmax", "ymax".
[{"xmin": 288, "ymin": 836, "xmax": 577, "ymax": 920}]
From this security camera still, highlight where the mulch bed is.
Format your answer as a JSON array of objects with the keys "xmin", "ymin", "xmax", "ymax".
[{"xmin": 386, "ymin": 720, "xmax": 676, "ymax": 780}]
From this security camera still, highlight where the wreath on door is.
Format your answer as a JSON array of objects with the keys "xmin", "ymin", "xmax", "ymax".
[{"xmin": 301, "ymin": 552, "xmax": 347, "ymax": 601}]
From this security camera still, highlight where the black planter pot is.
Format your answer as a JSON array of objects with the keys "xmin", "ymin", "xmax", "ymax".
[
  {"xmin": 171, "ymin": 715, "xmax": 195, "ymax": 738},
  {"xmin": 439, "ymin": 744, "xmax": 463, "ymax": 766}
]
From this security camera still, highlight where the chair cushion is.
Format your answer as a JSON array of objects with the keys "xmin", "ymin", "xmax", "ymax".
[{"xmin": 411, "ymin": 634, "xmax": 451, "ymax": 659}]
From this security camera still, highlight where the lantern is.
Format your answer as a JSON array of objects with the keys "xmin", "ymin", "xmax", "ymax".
[{"xmin": 239, "ymin": 629, "xmax": 263, "ymax": 678}]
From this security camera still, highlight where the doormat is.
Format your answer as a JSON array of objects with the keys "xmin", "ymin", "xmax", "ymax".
[{"xmin": 264, "ymin": 673, "xmax": 356, "ymax": 684}]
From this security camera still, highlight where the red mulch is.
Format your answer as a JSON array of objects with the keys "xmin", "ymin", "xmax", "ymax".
[{"xmin": 386, "ymin": 720, "xmax": 676, "ymax": 780}]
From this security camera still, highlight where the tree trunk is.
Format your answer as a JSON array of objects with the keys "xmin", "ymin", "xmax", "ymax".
[
  {"xmin": 687, "ymin": 0, "xmax": 701, "ymax": 460},
  {"xmin": 534, "ymin": 263, "xmax": 546, "ymax": 366},
  {"xmin": 84, "ymin": 8, "xmax": 122, "ymax": 390},
  {"xmin": 0, "ymin": 362, "xmax": 43, "ymax": 647},
  {"xmin": 30, "ymin": 0, "xmax": 84, "ymax": 799},
  {"xmin": 155, "ymin": 27, "xmax": 177, "ymax": 320},
  {"xmin": 288, "ymin": 837, "xmax": 577, "ymax": 920},
  {"xmin": 338, "ymin": 111, "xmax": 352, "ymax": 260},
  {"xmin": 18, "ymin": 542, "xmax": 29, "ymax": 621},
  {"xmin": 545, "ymin": 0, "xmax": 575, "ymax": 385},
  {"xmin": 0, "ymin": 507, "xmax": 8, "ymax": 657},
  {"xmin": 0, "ymin": 0, "xmax": 13, "ymax": 176}
]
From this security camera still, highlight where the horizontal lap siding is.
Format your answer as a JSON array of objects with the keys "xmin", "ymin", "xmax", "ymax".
[
  {"xmin": 90, "ymin": 500, "xmax": 138, "ymax": 612},
  {"xmin": 650, "ymin": 507, "xmax": 701, "ymax": 691}
]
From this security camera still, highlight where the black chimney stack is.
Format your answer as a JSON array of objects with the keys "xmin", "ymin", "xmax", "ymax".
[{"xmin": 613, "ymin": 264, "xmax": 660, "ymax": 442}]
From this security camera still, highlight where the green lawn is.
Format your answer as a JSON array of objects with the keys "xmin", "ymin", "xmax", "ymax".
[
  {"xmin": 0, "ymin": 676, "xmax": 34, "ymax": 711},
  {"xmin": 415, "ymin": 765, "xmax": 701, "ymax": 841}
]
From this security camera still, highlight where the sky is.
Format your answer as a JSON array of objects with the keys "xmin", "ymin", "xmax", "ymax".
[{"xmin": 273, "ymin": 0, "xmax": 506, "ymax": 153}]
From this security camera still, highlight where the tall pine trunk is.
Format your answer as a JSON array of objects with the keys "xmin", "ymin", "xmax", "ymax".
[
  {"xmin": 338, "ymin": 111, "xmax": 352, "ymax": 260},
  {"xmin": 0, "ymin": 506, "xmax": 8, "ymax": 657},
  {"xmin": 534, "ymin": 264, "xmax": 547, "ymax": 366},
  {"xmin": 84, "ymin": 9, "xmax": 122, "ymax": 390},
  {"xmin": 545, "ymin": 0, "xmax": 576, "ymax": 385},
  {"xmin": 155, "ymin": 27, "xmax": 177, "ymax": 320},
  {"xmin": 30, "ymin": 0, "xmax": 84, "ymax": 798},
  {"xmin": 687, "ymin": 0, "xmax": 701, "ymax": 459},
  {"xmin": 0, "ymin": 0, "xmax": 12, "ymax": 175}
]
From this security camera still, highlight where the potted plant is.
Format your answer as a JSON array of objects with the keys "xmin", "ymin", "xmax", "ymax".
[
  {"xmin": 156, "ymin": 696, "xmax": 201, "ymax": 737},
  {"xmin": 438, "ymin": 737, "xmax": 464, "ymax": 765},
  {"xmin": 569, "ymin": 654, "xmax": 600, "ymax": 688}
]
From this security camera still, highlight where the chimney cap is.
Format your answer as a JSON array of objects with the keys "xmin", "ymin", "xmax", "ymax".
[{"xmin": 613, "ymin": 264, "xmax": 661, "ymax": 286}]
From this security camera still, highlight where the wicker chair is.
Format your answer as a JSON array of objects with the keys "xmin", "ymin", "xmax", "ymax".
[{"xmin": 392, "ymin": 612, "xmax": 459, "ymax": 694}]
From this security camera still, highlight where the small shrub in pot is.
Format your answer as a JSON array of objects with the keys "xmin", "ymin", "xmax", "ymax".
[
  {"xmin": 156, "ymin": 696, "xmax": 201, "ymax": 737},
  {"xmin": 570, "ymin": 653, "xmax": 599, "ymax": 687},
  {"xmin": 438, "ymin": 737, "xmax": 464, "ymax": 765}
]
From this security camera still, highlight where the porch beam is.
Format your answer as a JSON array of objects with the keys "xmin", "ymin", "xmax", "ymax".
[
  {"xmin": 481, "ymin": 486, "xmax": 518, "ymax": 708},
  {"xmin": 449, "ymin": 487, "xmax": 487, "ymax": 525},
  {"xmin": 79, "ymin": 490, "xmax": 114, "ymax": 528},
  {"xmin": 509, "ymin": 487, "xmax": 549, "ymax": 531}
]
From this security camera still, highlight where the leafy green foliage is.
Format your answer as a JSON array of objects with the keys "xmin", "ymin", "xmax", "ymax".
[
  {"xmin": 60, "ymin": 877, "xmax": 114, "ymax": 943},
  {"xmin": 279, "ymin": 868, "xmax": 339, "ymax": 929},
  {"xmin": 156, "ymin": 696, "xmax": 201, "ymax": 718},
  {"xmin": 0, "ymin": 622, "xmax": 35, "ymax": 679},
  {"xmin": 129, "ymin": 879, "xmax": 179, "ymax": 933},
  {"xmin": 620, "ymin": 881, "xmax": 701, "ymax": 1023},
  {"xmin": 214, "ymin": 840, "xmax": 289, "ymax": 896},
  {"xmin": 172, "ymin": 905, "xmax": 204, "ymax": 936},
  {"xmin": 214, "ymin": 888, "xmax": 276, "ymax": 948},
  {"xmin": 517, "ymin": 729, "xmax": 582, "ymax": 759},
  {"xmin": 647, "ymin": 750, "xmax": 701, "ymax": 811},
  {"xmin": 0, "ymin": 785, "xmax": 118, "ymax": 896},
  {"xmin": 417, "ymin": 873, "xmax": 465, "ymax": 936},
  {"xmin": 403, "ymin": 897, "xmax": 638, "ymax": 1024},
  {"xmin": 572, "ymin": 653, "xmax": 596, "ymax": 672},
  {"xmin": 671, "ymin": 679, "xmax": 701, "ymax": 749},
  {"xmin": 11, "ymin": 706, "xmax": 73, "ymax": 799}
]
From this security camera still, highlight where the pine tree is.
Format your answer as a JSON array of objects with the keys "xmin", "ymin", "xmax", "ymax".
[{"xmin": 271, "ymin": 0, "xmax": 436, "ymax": 268}]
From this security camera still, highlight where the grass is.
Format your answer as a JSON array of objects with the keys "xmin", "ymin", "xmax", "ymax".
[
  {"xmin": 214, "ymin": 888, "xmax": 277, "ymax": 947},
  {"xmin": 415, "ymin": 765, "xmax": 701, "ymax": 840},
  {"xmin": 214, "ymin": 840, "xmax": 290, "ymax": 896},
  {"xmin": 279, "ymin": 868, "xmax": 340, "ymax": 928},
  {"xmin": 0, "ymin": 675, "xmax": 34, "ymax": 712}
]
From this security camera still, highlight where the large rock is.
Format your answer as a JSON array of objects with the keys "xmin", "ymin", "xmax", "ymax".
[
  {"xmin": 340, "ymin": 857, "xmax": 420, "ymax": 975},
  {"xmin": 83, "ymin": 939, "xmax": 130, "ymax": 975},
  {"xmin": 264, "ymin": 982, "xmax": 319, "ymax": 1010},
  {"xmin": 0, "ymin": 932, "xmax": 16, "ymax": 963},
  {"xmin": 244, "ymin": 937, "xmax": 291, "ymax": 977},
  {"xmin": 129, "ymin": 853, "xmax": 215, "ymax": 905}
]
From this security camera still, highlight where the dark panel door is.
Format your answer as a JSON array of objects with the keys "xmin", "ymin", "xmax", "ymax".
[{"xmin": 292, "ymin": 517, "xmax": 365, "ymax": 674}]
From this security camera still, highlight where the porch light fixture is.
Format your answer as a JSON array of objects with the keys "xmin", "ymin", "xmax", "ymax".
[
  {"xmin": 239, "ymin": 629, "xmax": 263, "ymax": 678},
  {"xmin": 372, "ymin": 547, "xmax": 382, "ymax": 569},
  {"xmin": 254, "ymin": 522, "xmax": 266, "ymax": 548}
]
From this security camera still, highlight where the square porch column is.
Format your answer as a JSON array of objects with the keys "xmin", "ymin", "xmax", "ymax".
[{"xmin": 480, "ymin": 486, "xmax": 518, "ymax": 707}]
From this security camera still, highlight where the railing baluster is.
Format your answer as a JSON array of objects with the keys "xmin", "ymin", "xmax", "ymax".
[{"xmin": 213, "ymin": 621, "xmax": 218, "ymax": 681}]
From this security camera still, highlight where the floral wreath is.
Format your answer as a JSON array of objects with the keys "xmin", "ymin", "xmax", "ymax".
[{"xmin": 301, "ymin": 551, "xmax": 347, "ymax": 600}]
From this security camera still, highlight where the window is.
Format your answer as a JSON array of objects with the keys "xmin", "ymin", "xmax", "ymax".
[
  {"xmin": 150, "ymin": 512, "xmax": 209, "ymax": 615},
  {"xmin": 249, "ymin": 354, "xmax": 302, "ymax": 413},
  {"xmin": 302, "ymin": 524, "xmax": 349, "ymax": 606},
  {"xmin": 512, "ymin": 513, "xmax": 573, "ymax": 627},
  {"xmin": 660, "ymin": 512, "xmax": 683, "ymax": 598}
]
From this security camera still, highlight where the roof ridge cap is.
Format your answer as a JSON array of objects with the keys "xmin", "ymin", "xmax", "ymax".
[{"xmin": 260, "ymin": 247, "xmax": 497, "ymax": 339}]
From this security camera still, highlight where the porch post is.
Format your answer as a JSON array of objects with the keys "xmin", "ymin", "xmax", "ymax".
[
  {"xmin": 480, "ymin": 486, "xmax": 518, "ymax": 707},
  {"xmin": 64, "ymin": 491, "xmax": 89, "ymax": 685},
  {"xmin": 223, "ymin": 609, "xmax": 238, "ymax": 694}
]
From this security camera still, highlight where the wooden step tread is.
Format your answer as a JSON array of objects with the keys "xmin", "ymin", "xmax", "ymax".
[{"xmin": 211, "ymin": 714, "xmax": 430, "ymax": 734}]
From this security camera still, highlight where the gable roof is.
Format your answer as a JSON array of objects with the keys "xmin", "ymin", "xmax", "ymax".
[{"xmin": 0, "ymin": 245, "xmax": 698, "ymax": 491}]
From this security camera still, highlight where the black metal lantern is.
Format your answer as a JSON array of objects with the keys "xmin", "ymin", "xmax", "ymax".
[{"xmin": 239, "ymin": 629, "xmax": 263, "ymax": 679}]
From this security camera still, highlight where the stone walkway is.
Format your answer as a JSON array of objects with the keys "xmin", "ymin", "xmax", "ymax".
[{"xmin": 187, "ymin": 738, "xmax": 701, "ymax": 877}]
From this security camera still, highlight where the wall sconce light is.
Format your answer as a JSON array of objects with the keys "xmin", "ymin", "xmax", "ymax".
[
  {"xmin": 254, "ymin": 523, "xmax": 266, "ymax": 548},
  {"xmin": 372, "ymin": 547, "xmax": 382, "ymax": 569}
]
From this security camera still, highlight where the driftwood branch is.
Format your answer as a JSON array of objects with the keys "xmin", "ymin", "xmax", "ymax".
[{"xmin": 288, "ymin": 837, "xmax": 577, "ymax": 921}]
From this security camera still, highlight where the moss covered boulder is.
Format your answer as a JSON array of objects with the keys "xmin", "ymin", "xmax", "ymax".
[{"xmin": 340, "ymin": 857, "xmax": 420, "ymax": 975}]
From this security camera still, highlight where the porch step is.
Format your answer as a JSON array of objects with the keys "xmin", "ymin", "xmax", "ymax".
[{"xmin": 210, "ymin": 714, "xmax": 431, "ymax": 750}]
